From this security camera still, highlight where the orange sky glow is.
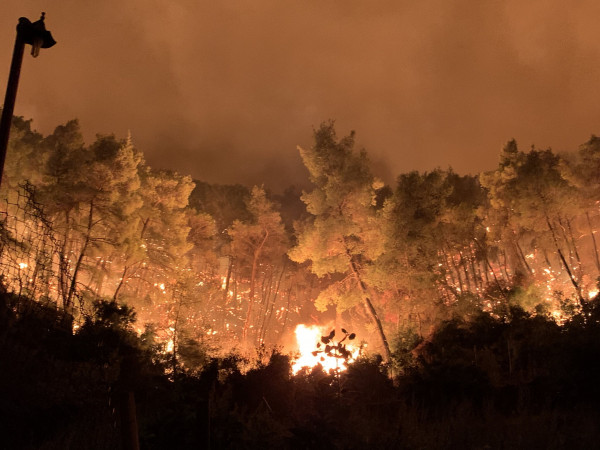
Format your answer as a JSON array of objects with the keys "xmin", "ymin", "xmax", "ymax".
[{"xmin": 2, "ymin": 1, "xmax": 600, "ymax": 190}]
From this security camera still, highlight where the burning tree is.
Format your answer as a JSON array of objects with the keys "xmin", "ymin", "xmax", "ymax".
[
  {"xmin": 227, "ymin": 185, "xmax": 288, "ymax": 342},
  {"xmin": 6, "ymin": 112, "xmax": 600, "ymax": 369},
  {"xmin": 289, "ymin": 122, "xmax": 392, "ymax": 361}
]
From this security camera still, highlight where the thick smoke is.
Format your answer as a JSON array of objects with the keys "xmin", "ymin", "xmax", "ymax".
[{"xmin": 1, "ymin": 0, "xmax": 600, "ymax": 190}]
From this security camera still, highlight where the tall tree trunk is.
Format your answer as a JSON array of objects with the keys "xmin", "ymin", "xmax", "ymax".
[
  {"xmin": 260, "ymin": 260, "xmax": 287, "ymax": 345},
  {"xmin": 232, "ymin": 269, "xmax": 238, "ymax": 315},
  {"xmin": 472, "ymin": 238, "xmax": 506, "ymax": 299},
  {"xmin": 242, "ymin": 230, "xmax": 269, "ymax": 340},
  {"xmin": 95, "ymin": 258, "xmax": 108, "ymax": 297},
  {"xmin": 557, "ymin": 216, "xmax": 581, "ymax": 277},
  {"xmin": 585, "ymin": 211, "xmax": 600, "ymax": 273},
  {"xmin": 515, "ymin": 241, "xmax": 534, "ymax": 276},
  {"xmin": 468, "ymin": 246, "xmax": 483, "ymax": 291},
  {"xmin": 439, "ymin": 249, "xmax": 458, "ymax": 290},
  {"xmin": 278, "ymin": 285, "xmax": 293, "ymax": 342},
  {"xmin": 499, "ymin": 249, "xmax": 510, "ymax": 281},
  {"xmin": 66, "ymin": 201, "xmax": 95, "ymax": 308},
  {"xmin": 346, "ymin": 252, "xmax": 391, "ymax": 362},
  {"xmin": 459, "ymin": 251, "xmax": 472, "ymax": 292},
  {"xmin": 448, "ymin": 250, "xmax": 465, "ymax": 294},
  {"xmin": 543, "ymin": 249, "xmax": 553, "ymax": 268},
  {"xmin": 566, "ymin": 217, "xmax": 583, "ymax": 277},
  {"xmin": 222, "ymin": 256, "xmax": 233, "ymax": 305},
  {"xmin": 242, "ymin": 253, "xmax": 258, "ymax": 340},
  {"xmin": 546, "ymin": 216, "xmax": 584, "ymax": 306},
  {"xmin": 113, "ymin": 265, "xmax": 129, "ymax": 301},
  {"xmin": 58, "ymin": 209, "xmax": 72, "ymax": 308},
  {"xmin": 255, "ymin": 267, "xmax": 274, "ymax": 345},
  {"xmin": 166, "ymin": 289, "xmax": 184, "ymax": 376}
]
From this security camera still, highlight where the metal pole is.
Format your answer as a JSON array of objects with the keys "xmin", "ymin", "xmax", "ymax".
[{"xmin": 0, "ymin": 24, "xmax": 26, "ymax": 188}]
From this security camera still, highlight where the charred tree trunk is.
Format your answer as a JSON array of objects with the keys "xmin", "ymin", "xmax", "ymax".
[
  {"xmin": 58, "ymin": 209, "xmax": 72, "ymax": 308},
  {"xmin": 468, "ymin": 247, "xmax": 483, "ymax": 291},
  {"xmin": 566, "ymin": 217, "xmax": 583, "ymax": 277},
  {"xmin": 473, "ymin": 238, "xmax": 506, "ymax": 299},
  {"xmin": 452, "ymin": 257, "xmax": 465, "ymax": 294},
  {"xmin": 345, "ymin": 249, "xmax": 391, "ymax": 362},
  {"xmin": 113, "ymin": 265, "xmax": 129, "ymax": 301},
  {"xmin": 278, "ymin": 285, "xmax": 293, "ymax": 342},
  {"xmin": 442, "ymin": 246, "xmax": 464, "ymax": 294},
  {"xmin": 586, "ymin": 211, "xmax": 600, "ymax": 273},
  {"xmin": 222, "ymin": 256, "xmax": 233, "ymax": 305},
  {"xmin": 440, "ymin": 249, "xmax": 458, "ymax": 290},
  {"xmin": 66, "ymin": 201, "xmax": 95, "ymax": 308},
  {"xmin": 558, "ymin": 216, "xmax": 582, "ymax": 279},
  {"xmin": 242, "ymin": 230, "xmax": 269, "ymax": 340},
  {"xmin": 242, "ymin": 254, "xmax": 258, "ymax": 340},
  {"xmin": 515, "ymin": 241, "xmax": 534, "ymax": 276},
  {"xmin": 459, "ymin": 251, "xmax": 472, "ymax": 292},
  {"xmin": 255, "ymin": 267, "xmax": 274, "ymax": 345},
  {"xmin": 543, "ymin": 249, "xmax": 553, "ymax": 269},
  {"xmin": 546, "ymin": 216, "xmax": 585, "ymax": 306},
  {"xmin": 260, "ymin": 260, "xmax": 287, "ymax": 345},
  {"xmin": 499, "ymin": 249, "xmax": 510, "ymax": 281}
]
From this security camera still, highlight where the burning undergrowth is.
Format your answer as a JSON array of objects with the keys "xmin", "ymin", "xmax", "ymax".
[{"xmin": 291, "ymin": 324, "xmax": 362, "ymax": 375}]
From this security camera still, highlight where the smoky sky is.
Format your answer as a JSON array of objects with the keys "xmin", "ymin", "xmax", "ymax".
[{"xmin": 1, "ymin": 0, "xmax": 600, "ymax": 191}]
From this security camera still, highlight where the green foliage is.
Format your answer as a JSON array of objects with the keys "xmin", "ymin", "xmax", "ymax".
[
  {"xmin": 227, "ymin": 185, "xmax": 288, "ymax": 275},
  {"xmin": 314, "ymin": 282, "xmax": 362, "ymax": 312},
  {"xmin": 290, "ymin": 121, "xmax": 385, "ymax": 276},
  {"xmin": 175, "ymin": 334, "xmax": 211, "ymax": 373},
  {"xmin": 133, "ymin": 167, "xmax": 195, "ymax": 268},
  {"xmin": 226, "ymin": 185, "xmax": 289, "ymax": 339},
  {"xmin": 507, "ymin": 283, "xmax": 545, "ymax": 312},
  {"xmin": 89, "ymin": 298, "xmax": 137, "ymax": 329},
  {"xmin": 2, "ymin": 116, "xmax": 45, "ymax": 191},
  {"xmin": 189, "ymin": 180, "xmax": 251, "ymax": 233},
  {"xmin": 228, "ymin": 187, "xmax": 286, "ymax": 259},
  {"xmin": 6, "ymin": 111, "xmax": 600, "ymax": 418},
  {"xmin": 391, "ymin": 326, "xmax": 423, "ymax": 374},
  {"xmin": 290, "ymin": 122, "xmax": 391, "ymax": 359}
]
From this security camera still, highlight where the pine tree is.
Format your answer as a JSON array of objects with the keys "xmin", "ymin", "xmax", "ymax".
[{"xmin": 289, "ymin": 122, "xmax": 391, "ymax": 361}]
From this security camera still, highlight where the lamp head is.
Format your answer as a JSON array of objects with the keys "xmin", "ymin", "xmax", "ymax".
[{"xmin": 17, "ymin": 12, "xmax": 56, "ymax": 58}]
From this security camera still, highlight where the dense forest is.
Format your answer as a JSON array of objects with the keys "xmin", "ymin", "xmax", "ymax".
[{"xmin": 2, "ymin": 115, "xmax": 600, "ymax": 448}]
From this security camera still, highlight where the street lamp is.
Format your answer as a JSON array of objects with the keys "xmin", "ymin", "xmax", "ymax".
[{"xmin": 0, "ymin": 12, "xmax": 56, "ymax": 187}]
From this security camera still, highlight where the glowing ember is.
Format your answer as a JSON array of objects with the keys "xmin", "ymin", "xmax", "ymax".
[{"xmin": 291, "ymin": 324, "xmax": 358, "ymax": 375}]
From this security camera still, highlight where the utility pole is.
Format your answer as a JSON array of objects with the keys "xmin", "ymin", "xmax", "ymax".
[{"xmin": 0, "ymin": 12, "xmax": 55, "ymax": 187}]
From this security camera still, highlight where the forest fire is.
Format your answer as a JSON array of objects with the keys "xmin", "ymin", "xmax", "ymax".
[
  {"xmin": 291, "ymin": 324, "xmax": 360, "ymax": 375},
  {"xmin": 4, "ymin": 4, "xmax": 600, "ymax": 445}
]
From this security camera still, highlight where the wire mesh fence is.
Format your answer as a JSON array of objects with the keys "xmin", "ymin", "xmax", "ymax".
[{"xmin": 0, "ymin": 183, "xmax": 90, "ymax": 327}]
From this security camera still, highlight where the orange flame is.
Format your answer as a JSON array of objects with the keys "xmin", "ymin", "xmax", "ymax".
[{"xmin": 291, "ymin": 324, "xmax": 358, "ymax": 375}]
